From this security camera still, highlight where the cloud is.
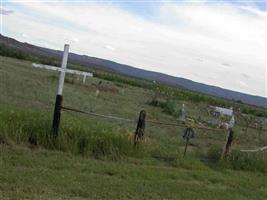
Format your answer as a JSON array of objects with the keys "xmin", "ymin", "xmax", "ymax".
[
  {"xmin": 22, "ymin": 33, "xmax": 29, "ymax": 38},
  {"xmin": 72, "ymin": 37, "xmax": 79, "ymax": 43},
  {"xmin": 239, "ymin": 81, "xmax": 248, "ymax": 87},
  {"xmin": 0, "ymin": 8, "xmax": 14, "ymax": 15},
  {"xmin": 2, "ymin": 1, "xmax": 266, "ymax": 97},
  {"xmin": 105, "ymin": 45, "xmax": 115, "ymax": 51}
]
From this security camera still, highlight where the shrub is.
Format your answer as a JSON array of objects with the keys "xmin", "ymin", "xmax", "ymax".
[
  {"xmin": 162, "ymin": 99, "xmax": 177, "ymax": 115},
  {"xmin": 148, "ymin": 99, "xmax": 179, "ymax": 117},
  {"xmin": 207, "ymin": 144, "xmax": 222, "ymax": 162},
  {"xmin": 148, "ymin": 99, "xmax": 161, "ymax": 107}
]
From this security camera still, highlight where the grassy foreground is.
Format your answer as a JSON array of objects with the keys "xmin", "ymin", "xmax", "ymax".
[{"xmin": 1, "ymin": 144, "xmax": 267, "ymax": 200}]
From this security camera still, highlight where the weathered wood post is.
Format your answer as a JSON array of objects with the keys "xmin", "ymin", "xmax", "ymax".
[
  {"xmin": 52, "ymin": 44, "xmax": 69, "ymax": 137},
  {"xmin": 134, "ymin": 110, "xmax": 146, "ymax": 146},
  {"xmin": 182, "ymin": 127, "xmax": 194, "ymax": 157},
  {"xmin": 222, "ymin": 115, "xmax": 235, "ymax": 159},
  {"xmin": 183, "ymin": 138, "xmax": 189, "ymax": 157},
  {"xmin": 222, "ymin": 128, "xmax": 234, "ymax": 159}
]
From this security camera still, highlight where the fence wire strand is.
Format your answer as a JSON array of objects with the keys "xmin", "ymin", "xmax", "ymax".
[
  {"xmin": 61, "ymin": 106, "xmax": 226, "ymax": 132},
  {"xmin": 4, "ymin": 95, "xmax": 266, "ymax": 132},
  {"xmin": 240, "ymin": 146, "xmax": 267, "ymax": 153},
  {"xmin": 61, "ymin": 106, "xmax": 136, "ymax": 123}
]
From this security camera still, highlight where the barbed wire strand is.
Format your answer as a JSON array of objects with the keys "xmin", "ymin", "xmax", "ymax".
[
  {"xmin": 240, "ymin": 146, "xmax": 267, "ymax": 153},
  {"xmin": 61, "ymin": 106, "xmax": 136, "ymax": 123},
  {"xmin": 61, "ymin": 106, "xmax": 226, "ymax": 132},
  {"xmin": 3, "ymin": 95, "xmax": 266, "ymax": 132}
]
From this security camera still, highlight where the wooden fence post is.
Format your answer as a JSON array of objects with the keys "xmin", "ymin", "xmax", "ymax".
[
  {"xmin": 182, "ymin": 127, "xmax": 194, "ymax": 157},
  {"xmin": 52, "ymin": 44, "xmax": 69, "ymax": 138},
  {"xmin": 134, "ymin": 110, "xmax": 146, "ymax": 145},
  {"xmin": 222, "ymin": 128, "xmax": 234, "ymax": 159},
  {"xmin": 183, "ymin": 138, "xmax": 189, "ymax": 157}
]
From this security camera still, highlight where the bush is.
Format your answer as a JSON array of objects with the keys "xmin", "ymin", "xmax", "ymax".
[
  {"xmin": 162, "ymin": 99, "xmax": 177, "ymax": 115},
  {"xmin": 148, "ymin": 99, "xmax": 179, "ymax": 117},
  {"xmin": 148, "ymin": 99, "xmax": 161, "ymax": 107},
  {"xmin": 207, "ymin": 144, "xmax": 222, "ymax": 162},
  {"xmin": 0, "ymin": 44, "xmax": 30, "ymax": 60}
]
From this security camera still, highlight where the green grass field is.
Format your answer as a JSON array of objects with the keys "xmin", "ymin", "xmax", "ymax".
[{"xmin": 0, "ymin": 56, "xmax": 267, "ymax": 199}]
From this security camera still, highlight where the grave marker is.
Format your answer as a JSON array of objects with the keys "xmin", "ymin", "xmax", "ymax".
[{"xmin": 52, "ymin": 44, "xmax": 69, "ymax": 137}]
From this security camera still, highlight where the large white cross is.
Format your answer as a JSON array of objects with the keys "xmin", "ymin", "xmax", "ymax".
[{"xmin": 32, "ymin": 50, "xmax": 93, "ymax": 86}]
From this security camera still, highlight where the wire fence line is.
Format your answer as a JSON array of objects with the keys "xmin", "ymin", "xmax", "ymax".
[
  {"xmin": 61, "ymin": 106, "xmax": 135, "ymax": 123},
  {"xmin": 4, "ymin": 94, "xmax": 266, "ymax": 132},
  {"xmin": 3, "ymin": 95, "xmax": 266, "ymax": 133},
  {"xmin": 146, "ymin": 119, "xmax": 225, "ymax": 132},
  {"xmin": 62, "ymin": 106, "xmax": 267, "ymax": 132},
  {"xmin": 235, "ymin": 123, "xmax": 267, "ymax": 132},
  {"xmin": 61, "ymin": 105, "xmax": 226, "ymax": 132},
  {"xmin": 240, "ymin": 146, "xmax": 267, "ymax": 153}
]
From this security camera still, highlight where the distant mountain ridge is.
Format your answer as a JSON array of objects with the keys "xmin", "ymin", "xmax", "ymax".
[{"xmin": 1, "ymin": 34, "xmax": 266, "ymax": 108}]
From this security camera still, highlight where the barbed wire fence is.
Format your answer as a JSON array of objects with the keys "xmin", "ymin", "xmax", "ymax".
[
  {"xmin": 61, "ymin": 104, "xmax": 267, "ymax": 156},
  {"xmin": 61, "ymin": 105, "xmax": 223, "ymax": 157},
  {"xmin": 20, "ymin": 44, "xmax": 266, "ymax": 159}
]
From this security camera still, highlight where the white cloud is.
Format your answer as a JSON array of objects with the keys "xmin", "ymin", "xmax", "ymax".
[
  {"xmin": 2, "ymin": 1, "xmax": 266, "ymax": 97},
  {"xmin": 22, "ymin": 33, "xmax": 29, "ymax": 38},
  {"xmin": 105, "ymin": 45, "xmax": 115, "ymax": 51},
  {"xmin": 239, "ymin": 81, "xmax": 248, "ymax": 87},
  {"xmin": 0, "ymin": 7, "xmax": 13, "ymax": 15}
]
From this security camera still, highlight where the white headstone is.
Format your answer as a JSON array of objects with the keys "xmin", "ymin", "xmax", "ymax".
[
  {"xmin": 181, "ymin": 103, "xmax": 186, "ymax": 122},
  {"xmin": 229, "ymin": 115, "xmax": 235, "ymax": 129},
  {"xmin": 96, "ymin": 89, "xmax": 100, "ymax": 97}
]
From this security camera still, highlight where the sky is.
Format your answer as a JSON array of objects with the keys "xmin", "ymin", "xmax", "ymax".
[{"xmin": 0, "ymin": 0, "xmax": 266, "ymax": 97}]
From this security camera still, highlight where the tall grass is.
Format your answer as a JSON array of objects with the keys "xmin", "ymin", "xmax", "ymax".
[
  {"xmin": 227, "ymin": 150, "xmax": 267, "ymax": 173},
  {"xmin": 0, "ymin": 106, "xmax": 143, "ymax": 160},
  {"xmin": 206, "ymin": 145, "xmax": 267, "ymax": 173}
]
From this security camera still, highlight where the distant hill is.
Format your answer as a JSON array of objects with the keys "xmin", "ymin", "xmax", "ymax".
[{"xmin": 1, "ymin": 34, "xmax": 266, "ymax": 108}]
